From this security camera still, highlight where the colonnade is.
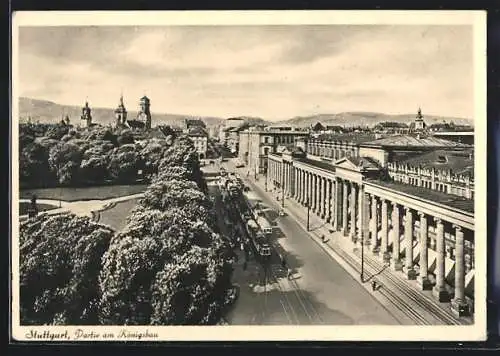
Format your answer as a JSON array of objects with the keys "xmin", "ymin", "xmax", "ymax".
[{"xmin": 266, "ymin": 155, "xmax": 474, "ymax": 317}]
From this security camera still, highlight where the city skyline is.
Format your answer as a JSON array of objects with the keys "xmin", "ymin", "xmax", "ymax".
[{"xmin": 18, "ymin": 25, "xmax": 474, "ymax": 121}]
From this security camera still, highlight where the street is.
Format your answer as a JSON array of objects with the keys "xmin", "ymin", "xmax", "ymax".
[{"xmin": 210, "ymin": 158, "xmax": 400, "ymax": 325}]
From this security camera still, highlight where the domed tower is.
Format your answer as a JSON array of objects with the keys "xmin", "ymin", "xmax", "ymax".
[
  {"xmin": 80, "ymin": 100, "xmax": 92, "ymax": 128},
  {"xmin": 114, "ymin": 94, "xmax": 127, "ymax": 127},
  {"xmin": 137, "ymin": 95, "xmax": 151, "ymax": 129},
  {"xmin": 414, "ymin": 107, "xmax": 425, "ymax": 131}
]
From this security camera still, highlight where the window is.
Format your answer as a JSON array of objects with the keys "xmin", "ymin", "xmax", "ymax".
[{"xmin": 264, "ymin": 137, "xmax": 269, "ymax": 144}]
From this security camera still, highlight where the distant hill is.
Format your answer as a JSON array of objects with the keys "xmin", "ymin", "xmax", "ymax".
[
  {"xmin": 280, "ymin": 112, "xmax": 474, "ymax": 128},
  {"xmin": 17, "ymin": 97, "xmax": 235, "ymax": 128},
  {"xmin": 18, "ymin": 97, "xmax": 473, "ymax": 129}
]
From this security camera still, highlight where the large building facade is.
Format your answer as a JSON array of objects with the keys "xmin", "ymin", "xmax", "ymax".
[
  {"xmin": 187, "ymin": 126, "xmax": 208, "ymax": 159},
  {"xmin": 238, "ymin": 127, "xmax": 310, "ymax": 176},
  {"xmin": 267, "ymin": 136, "xmax": 475, "ymax": 319}
]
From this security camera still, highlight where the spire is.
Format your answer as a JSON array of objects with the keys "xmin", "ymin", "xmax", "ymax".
[{"xmin": 417, "ymin": 107, "xmax": 423, "ymax": 120}]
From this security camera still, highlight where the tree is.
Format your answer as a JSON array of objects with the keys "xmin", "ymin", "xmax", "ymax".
[
  {"xmin": 107, "ymin": 145, "xmax": 140, "ymax": 184},
  {"xmin": 48, "ymin": 142, "xmax": 83, "ymax": 185},
  {"xmin": 19, "ymin": 213, "xmax": 114, "ymax": 325},
  {"xmin": 158, "ymin": 137, "xmax": 204, "ymax": 190},
  {"xmin": 138, "ymin": 179, "xmax": 215, "ymax": 226},
  {"xmin": 149, "ymin": 246, "xmax": 233, "ymax": 325},
  {"xmin": 154, "ymin": 166, "xmax": 193, "ymax": 183},
  {"xmin": 117, "ymin": 130, "xmax": 135, "ymax": 146},
  {"xmin": 99, "ymin": 207, "xmax": 232, "ymax": 325},
  {"xmin": 20, "ymin": 141, "xmax": 53, "ymax": 187},
  {"xmin": 140, "ymin": 139, "xmax": 171, "ymax": 178},
  {"xmin": 45, "ymin": 124, "xmax": 70, "ymax": 140},
  {"xmin": 80, "ymin": 155, "xmax": 109, "ymax": 184}
]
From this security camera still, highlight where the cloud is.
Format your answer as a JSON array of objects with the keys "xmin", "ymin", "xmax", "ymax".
[{"xmin": 17, "ymin": 25, "xmax": 475, "ymax": 120}]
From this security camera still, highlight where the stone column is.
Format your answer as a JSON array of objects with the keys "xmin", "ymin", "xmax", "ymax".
[
  {"xmin": 342, "ymin": 180, "xmax": 349, "ymax": 236},
  {"xmin": 326, "ymin": 179, "xmax": 332, "ymax": 222},
  {"xmin": 380, "ymin": 199, "xmax": 390, "ymax": 262},
  {"xmin": 363, "ymin": 192, "xmax": 370, "ymax": 245},
  {"xmin": 305, "ymin": 172, "xmax": 310, "ymax": 206},
  {"xmin": 309, "ymin": 173, "xmax": 314, "ymax": 209},
  {"xmin": 296, "ymin": 168, "xmax": 300, "ymax": 201},
  {"xmin": 357, "ymin": 185, "xmax": 364, "ymax": 246},
  {"xmin": 317, "ymin": 176, "xmax": 323, "ymax": 217},
  {"xmin": 322, "ymin": 177, "xmax": 327, "ymax": 219},
  {"xmin": 404, "ymin": 207, "xmax": 417, "ymax": 280},
  {"xmin": 316, "ymin": 175, "xmax": 322, "ymax": 216},
  {"xmin": 311, "ymin": 173, "xmax": 316, "ymax": 213},
  {"xmin": 331, "ymin": 179, "xmax": 336, "ymax": 225},
  {"xmin": 432, "ymin": 218, "xmax": 450, "ymax": 302},
  {"xmin": 285, "ymin": 163, "xmax": 290, "ymax": 196},
  {"xmin": 417, "ymin": 212, "xmax": 432, "ymax": 290},
  {"xmin": 298, "ymin": 170, "xmax": 303, "ymax": 203},
  {"xmin": 334, "ymin": 179, "xmax": 342, "ymax": 231},
  {"xmin": 350, "ymin": 183, "xmax": 357, "ymax": 241},
  {"xmin": 451, "ymin": 225, "xmax": 469, "ymax": 316},
  {"xmin": 371, "ymin": 195, "xmax": 379, "ymax": 253},
  {"xmin": 391, "ymin": 203, "xmax": 402, "ymax": 270},
  {"xmin": 303, "ymin": 170, "xmax": 307, "ymax": 205}
]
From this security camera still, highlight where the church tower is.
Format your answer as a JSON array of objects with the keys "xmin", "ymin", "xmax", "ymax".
[
  {"xmin": 414, "ymin": 107, "xmax": 425, "ymax": 131},
  {"xmin": 114, "ymin": 94, "xmax": 127, "ymax": 127},
  {"xmin": 137, "ymin": 95, "xmax": 152, "ymax": 129},
  {"xmin": 80, "ymin": 100, "xmax": 92, "ymax": 128}
]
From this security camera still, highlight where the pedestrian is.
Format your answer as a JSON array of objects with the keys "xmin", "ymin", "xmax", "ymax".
[
  {"xmin": 371, "ymin": 280, "xmax": 377, "ymax": 291},
  {"xmin": 287, "ymin": 268, "xmax": 293, "ymax": 280},
  {"xmin": 320, "ymin": 234, "xmax": 325, "ymax": 242}
]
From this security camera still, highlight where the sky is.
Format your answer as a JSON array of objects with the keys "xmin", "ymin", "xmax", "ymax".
[{"xmin": 17, "ymin": 25, "xmax": 474, "ymax": 120}]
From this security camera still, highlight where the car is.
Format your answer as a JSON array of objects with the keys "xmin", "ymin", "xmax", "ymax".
[{"xmin": 235, "ymin": 162, "xmax": 244, "ymax": 168}]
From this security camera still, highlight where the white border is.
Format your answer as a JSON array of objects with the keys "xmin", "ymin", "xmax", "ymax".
[{"xmin": 11, "ymin": 10, "xmax": 487, "ymax": 342}]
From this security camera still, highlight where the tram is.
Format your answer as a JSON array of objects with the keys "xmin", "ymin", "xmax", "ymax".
[{"xmin": 246, "ymin": 219, "xmax": 272, "ymax": 258}]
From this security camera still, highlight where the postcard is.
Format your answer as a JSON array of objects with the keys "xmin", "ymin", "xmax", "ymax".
[{"xmin": 11, "ymin": 10, "xmax": 487, "ymax": 342}]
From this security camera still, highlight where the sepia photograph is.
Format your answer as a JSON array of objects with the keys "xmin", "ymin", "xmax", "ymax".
[{"xmin": 10, "ymin": 10, "xmax": 487, "ymax": 342}]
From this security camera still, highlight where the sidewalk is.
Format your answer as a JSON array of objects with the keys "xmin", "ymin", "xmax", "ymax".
[{"xmin": 247, "ymin": 174, "xmax": 472, "ymax": 326}]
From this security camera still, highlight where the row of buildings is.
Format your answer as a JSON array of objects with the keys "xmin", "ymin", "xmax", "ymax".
[{"xmin": 232, "ymin": 109, "xmax": 475, "ymax": 318}]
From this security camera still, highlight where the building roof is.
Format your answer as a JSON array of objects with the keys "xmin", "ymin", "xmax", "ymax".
[
  {"xmin": 397, "ymin": 149, "xmax": 474, "ymax": 176},
  {"xmin": 186, "ymin": 118, "xmax": 206, "ymax": 125},
  {"xmin": 360, "ymin": 134, "xmax": 471, "ymax": 149},
  {"xmin": 367, "ymin": 179, "xmax": 474, "ymax": 214},
  {"xmin": 314, "ymin": 133, "xmax": 380, "ymax": 144},
  {"xmin": 295, "ymin": 157, "xmax": 336, "ymax": 172},
  {"xmin": 187, "ymin": 126, "xmax": 208, "ymax": 137},
  {"xmin": 126, "ymin": 120, "xmax": 146, "ymax": 129},
  {"xmin": 347, "ymin": 156, "xmax": 381, "ymax": 170}
]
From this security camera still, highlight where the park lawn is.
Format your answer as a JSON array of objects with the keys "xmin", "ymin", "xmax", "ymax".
[
  {"xmin": 19, "ymin": 202, "xmax": 58, "ymax": 215},
  {"xmin": 98, "ymin": 198, "xmax": 139, "ymax": 231},
  {"xmin": 20, "ymin": 184, "xmax": 148, "ymax": 202}
]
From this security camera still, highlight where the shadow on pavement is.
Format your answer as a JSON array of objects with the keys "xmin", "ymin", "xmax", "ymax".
[{"xmin": 227, "ymin": 253, "xmax": 356, "ymax": 325}]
